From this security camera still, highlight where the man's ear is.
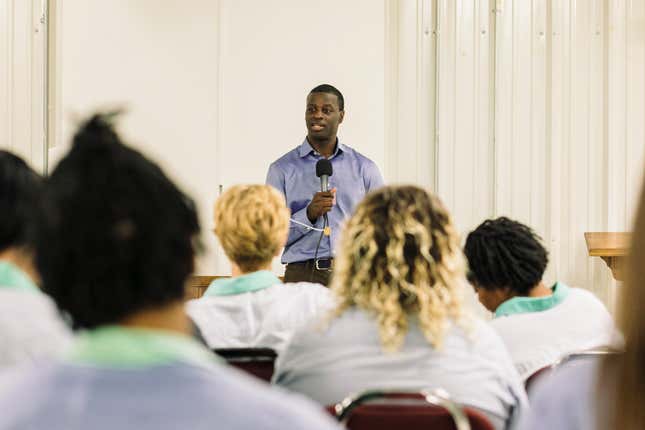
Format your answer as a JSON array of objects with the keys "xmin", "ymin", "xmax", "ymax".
[{"xmin": 339, "ymin": 110, "xmax": 345, "ymax": 124}]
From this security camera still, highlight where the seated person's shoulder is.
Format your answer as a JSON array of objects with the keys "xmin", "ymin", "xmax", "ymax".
[
  {"xmin": 191, "ymin": 364, "xmax": 340, "ymax": 429},
  {"xmin": 524, "ymin": 359, "xmax": 599, "ymax": 429},
  {"xmin": 568, "ymin": 286, "xmax": 609, "ymax": 309}
]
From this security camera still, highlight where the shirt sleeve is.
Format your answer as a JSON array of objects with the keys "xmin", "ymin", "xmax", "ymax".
[
  {"xmin": 362, "ymin": 160, "xmax": 385, "ymax": 192},
  {"xmin": 266, "ymin": 162, "xmax": 323, "ymax": 246}
]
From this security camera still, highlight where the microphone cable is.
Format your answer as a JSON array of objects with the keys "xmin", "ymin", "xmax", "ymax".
[{"xmin": 310, "ymin": 213, "xmax": 329, "ymax": 283}]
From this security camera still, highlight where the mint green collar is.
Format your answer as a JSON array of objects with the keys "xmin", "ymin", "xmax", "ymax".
[
  {"xmin": 203, "ymin": 270, "xmax": 281, "ymax": 297},
  {"xmin": 67, "ymin": 326, "xmax": 218, "ymax": 368},
  {"xmin": 0, "ymin": 261, "xmax": 38, "ymax": 293},
  {"xmin": 495, "ymin": 282, "xmax": 570, "ymax": 318}
]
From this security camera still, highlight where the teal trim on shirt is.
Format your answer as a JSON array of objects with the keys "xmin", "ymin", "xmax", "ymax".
[
  {"xmin": 203, "ymin": 270, "xmax": 281, "ymax": 297},
  {"xmin": 0, "ymin": 261, "xmax": 38, "ymax": 293},
  {"xmin": 67, "ymin": 326, "xmax": 218, "ymax": 368},
  {"xmin": 494, "ymin": 282, "xmax": 570, "ymax": 318}
]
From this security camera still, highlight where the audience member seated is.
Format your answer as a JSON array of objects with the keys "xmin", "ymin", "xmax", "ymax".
[
  {"xmin": 0, "ymin": 151, "xmax": 71, "ymax": 367},
  {"xmin": 521, "ymin": 177, "xmax": 645, "ymax": 430},
  {"xmin": 464, "ymin": 217, "xmax": 616, "ymax": 380},
  {"xmin": 186, "ymin": 184, "xmax": 332, "ymax": 352},
  {"xmin": 0, "ymin": 114, "xmax": 341, "ymax": 430},
  {"xmin": 273, "ymin": 185, "xmax": 527, "ymax": 430}
]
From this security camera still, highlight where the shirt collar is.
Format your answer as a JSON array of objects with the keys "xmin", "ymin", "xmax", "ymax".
[
  {"xmin": 298, "ymin": 138, "xmax": 345, "ymax": 159},
  {"xmin": 67, "ymin": 325, "xmax": 218, "ymax": 368},
  {"xmin": 0, "ymin": 261, "xmax": 39, "ymax": 293},
  {"xmin": 494, "ymin": 282, "xmax": 570, "ymax": 318},
  {"xmin": 204, "ymin": 270, "xmax": 281, "ymax": 297}
]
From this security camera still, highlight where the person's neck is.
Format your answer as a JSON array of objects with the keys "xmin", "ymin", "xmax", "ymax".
[
  {"xmin": 231, "ymin": 262, "xmax": 272, "ymax": 278},
  {"xmin": 0, "ymin": 247, "xmax": 39, "ymax": 285},
  {"xmin": 527, "ymin": 281, "xmax": 552, "ymax": 298},
  {"xmin": 120, "ymin": 300, "xmax": 191, "ymax": 336},
  {"xmin": 307, "ymin": 136, "xmax": 337, "ymax": 158}
]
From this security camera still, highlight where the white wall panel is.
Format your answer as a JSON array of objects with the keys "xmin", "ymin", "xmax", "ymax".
[
  {"xmin": 385, "ymin": 0, "xmax": 436, "ymax": 187},
  {"xmin": 0, "ymin": 0, "xmax": 46, "ymax": 171},
  {"xmin": 435, "ymin": 0, "xmax": 493, "ymax": 234},
  {"xmin": 625, "ymin": 0, "xmax": 645, "ymax": 224},
  {"xmin": 402, "ymin": 0, "xmax": 644, "ymax": 310}
]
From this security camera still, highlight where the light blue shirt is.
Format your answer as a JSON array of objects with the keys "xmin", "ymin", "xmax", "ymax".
[
  {"xmin": 0, "ymin": 326, "xmax": 342, "ymax": 430},
  {"xmin": 521, "ymin": 359, "xmax": 604, "ymax": 429},
  {"xmin": 266, "ymin": 139, "xmax": 384, "ymax": 264},
  {"xmin": 203, "ymin": 271, "xmax": 281, "ymax": 297},
  {"xmin": 494, "ymin": 282, "xmax": 570, "ymax": 318}
]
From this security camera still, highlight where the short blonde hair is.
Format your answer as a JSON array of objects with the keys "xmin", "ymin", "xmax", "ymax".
[
  {"xmin": 331, "ymin": 185, "xmax": 469, "ymax": 352},
  {"xmin": 214, "ymin": 185, "xmax": 289, "ymax": 272}
]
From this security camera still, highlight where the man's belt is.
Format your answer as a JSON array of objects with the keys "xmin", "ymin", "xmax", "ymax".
[{"xmin": 288, "ymin": 258, "xmax": 334, "ymax": 271}]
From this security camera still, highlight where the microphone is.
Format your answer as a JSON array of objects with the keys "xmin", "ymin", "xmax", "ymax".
[
  {"xmin": 315, "ymin": 159, "xmax": 333, "ymax": 237},
  {"xmin": 316, "ymin": 159, "xmax": 333, "ymax": 192}
]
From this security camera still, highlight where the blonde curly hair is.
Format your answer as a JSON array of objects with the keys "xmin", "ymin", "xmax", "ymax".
[
  {"xmin": 331, "ymin": 185, "xmax": 469, "ymax": 352},
  {"xmin": 214, "ymin": 185, "xmax": 289, "ymax": 272}
]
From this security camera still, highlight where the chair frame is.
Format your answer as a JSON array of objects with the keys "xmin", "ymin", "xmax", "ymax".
[
  {"xmin": 553, "ymin": 346, "xmax": 622, "ymax": 367},
  {"xmin": 213, "ymin": 347, "xmax": 277, "ymax": 363},
  {"xmin": 526, "ymin": 346, "xmax": 623, "ymax": 391},
  {"xmin": 332, "ymin": 388, "xmax": 471, "ymax": 430}
]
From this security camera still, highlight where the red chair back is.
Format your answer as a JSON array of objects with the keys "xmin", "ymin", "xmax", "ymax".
[
  {"xmin": 213, "ymin": 348, "xmax": 277, "ymax": 382},
  {"xmin": 328, "ymin": 389, "xmax": 495, "ymax": 430}
]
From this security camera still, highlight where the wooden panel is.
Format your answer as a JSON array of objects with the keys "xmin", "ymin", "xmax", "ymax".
[
  {"xmin": 185, "ymin": 275, "xmax": 285, "ymax": 300},
  {"xmin": 185, "ymin": 275, "xmax": 219, "ymax": 300},
  {"xmin": 584, "ymin": 232, "xmax": 632, "ymax": 257}
]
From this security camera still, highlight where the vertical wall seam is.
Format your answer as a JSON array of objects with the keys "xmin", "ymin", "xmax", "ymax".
[
  {"xmin": 8, "ymin": 0, "xmax": 14, "ymax": 150},
  {"xmin": 623, "ymin": 0, "xmax": 629, "ymax": 228},
  {"xmin": 452, "ymin": 0, "xmax": 457, "ymax": 208},
  {"xmin": 433, "ymin": 0, "xmax": 440, "ymax": 192},
  {"xmin": 491, "ymin": 3, "xmax": 497, "ymax": 215},
  {"xmin": 472, "ymin": 0, "xmax": 479, "ymax": 224},
  {"xmin": 528, "ymin": 0, "xmax": 535, "ymax": 225},
  {"xmin": 510, "ymin": 0, "xmax": 515, "ymax": 214}
]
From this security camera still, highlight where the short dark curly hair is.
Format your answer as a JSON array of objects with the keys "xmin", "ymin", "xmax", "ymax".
[
  {"xmin": 309, "ymin": 84, "xmax": 344, "ymax": 111},
  {"xmin": 0, "ymin": 151, "xmax": 42, "ymax": 252},
  {"xmin": 464, "ymin": 217, "xmax": 548, "ymax": 296},
  {"xmin": 36, "ymin": 112, "xmax": 200, "ymax": 329}
]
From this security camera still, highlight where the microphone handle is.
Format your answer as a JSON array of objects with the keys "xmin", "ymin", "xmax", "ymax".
[{"xmin": 321, "ymin": 175, "xmax": 329, "ymax": 192}]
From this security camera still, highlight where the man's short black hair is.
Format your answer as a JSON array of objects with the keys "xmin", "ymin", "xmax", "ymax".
[
  {"xmin": 36, "ymin": 112, "xmax": 200, "ymax": 329},
  {"xmin": 0, "ymin": 151, "xmax": 42, "ymax": 252},
  {"xmin": 464, "ymin": 217, "xmax": 548, "ymax": 295},
  {"xmin": 309, "ymin": 84, "xmax": 344, "ymax": 111}
]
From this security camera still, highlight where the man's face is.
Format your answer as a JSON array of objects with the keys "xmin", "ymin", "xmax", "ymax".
[{"xmin": 305, "ymin": 92, "xmax": 344, "ymax": 141}]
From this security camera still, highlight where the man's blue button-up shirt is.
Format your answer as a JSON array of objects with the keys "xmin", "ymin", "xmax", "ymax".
[{"xmin": 266, "ymin": 139, "xmax": 384, "ymax": 264}]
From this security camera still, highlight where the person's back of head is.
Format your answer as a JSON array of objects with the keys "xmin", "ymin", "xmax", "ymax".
[
  {"xmin": 464, "ymin": 217, "xmax": 548, "ymax": 312},
  {"xmin": 331, "ymin": 185, "xmax": 467, "ymax": 352},
  {"xmin": 0, "ymin": 151, "xmax": 42, "ymax": 256},
  {"xmin": 214, "ymin": 184, "xmax": 289, "ymax": 273},
  {"xmin": 36, "ymin": 112, "xmax": 200, "ymax": 329}
]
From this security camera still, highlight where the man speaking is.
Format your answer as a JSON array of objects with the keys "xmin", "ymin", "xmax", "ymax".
[{"xmin": 266, "ymin": 84, "xmax": 384, "ymax": 285}]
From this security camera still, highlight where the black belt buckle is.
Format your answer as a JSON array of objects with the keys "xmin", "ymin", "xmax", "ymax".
[{"xmin": 315, "ymin": 258, "xmax": 332, "ymax": 271}]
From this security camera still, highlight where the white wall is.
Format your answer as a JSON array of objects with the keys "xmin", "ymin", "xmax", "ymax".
[
  {"xmin": 0, "ymin": 0, "xmax": 47, "ymax": 171},
  {"xmin": 50, "ymin": 0, "xmax": 387, "ymax": 275},
  {"xmin": 4, "ymin": 1, "xmax": 643, "ymax": 309}
]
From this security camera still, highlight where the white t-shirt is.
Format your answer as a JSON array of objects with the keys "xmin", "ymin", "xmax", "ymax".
[
  {"xmin": 0, "ymin": 289, "xmax": 72, "ymax": 367},
  {"xmin": 186, "ymin": 274, "xmax": 333, "ymax": 353},
  {"xmin": 490, "ymin": 283, "xmax": 616, "ymax": 380},
  {"xmin": 273, "ymin": 309, "xmax": 527, "ymax": 430}
]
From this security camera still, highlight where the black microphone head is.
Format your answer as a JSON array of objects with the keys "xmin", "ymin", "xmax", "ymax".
[{"xmin": 316, "ymin": 159, "xmax": 333, "ymax": 177}]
